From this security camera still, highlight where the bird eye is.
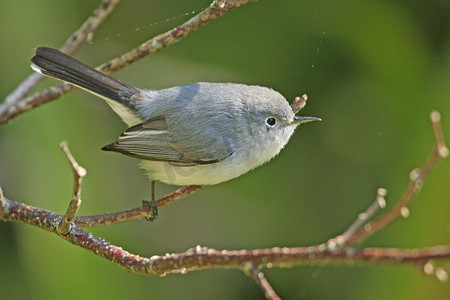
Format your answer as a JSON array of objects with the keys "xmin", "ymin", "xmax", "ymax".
[{"xmin": 265, "ymin": 117, "xmax": 276, "ymax": 127}]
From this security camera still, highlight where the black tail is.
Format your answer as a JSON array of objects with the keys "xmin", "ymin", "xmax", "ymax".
[{"xmin": 31, "ymin": 47, "xmax": 139, "ymax": 108}]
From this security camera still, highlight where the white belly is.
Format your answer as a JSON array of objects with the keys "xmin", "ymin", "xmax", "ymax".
[{"xmin": 139, "ymin": 126, "xmax": 294, "ymax": 185}]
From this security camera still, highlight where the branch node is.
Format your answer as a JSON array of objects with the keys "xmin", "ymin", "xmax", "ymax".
[
  {"xmin": 329, "ymin": 187, "xmax": 388, "ymax": 248},
  {"xmin": 243, "ymin": 262, "xmax": 281, "ymax": 300},
  {"xmin": 399, "ymin": 207, "xmax": 410, "ymax": 218},
  {"xmin": 423, "ymin": 260, "xmax": 434, "ymax": 274},
  {"xmin": 409, "ymin": 168, "xmax": 423, "ymax": 182},
  {"xmin": 58, "ymin": 141, "xmax": 86, "ymax": 235},
  {"xmin": 430, "ymin": 110, "xmax": 449, "ymax": 158},
  {"xmin": 376, "ymin": 188, "xmax": 387, "ymax": 208},
  {"xmin": 435, "ymin": 267, "xmax": 448, "ymax": 283}
]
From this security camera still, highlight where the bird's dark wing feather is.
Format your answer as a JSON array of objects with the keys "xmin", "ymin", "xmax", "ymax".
[{"xmin": 102, "ymin": 117, "xmax": 232, "ymax": 166}]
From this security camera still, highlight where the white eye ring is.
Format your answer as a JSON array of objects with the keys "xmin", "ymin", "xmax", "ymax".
[{"xmin": 265, "ymin": 117, "xmax": 276, "ymax": 127}]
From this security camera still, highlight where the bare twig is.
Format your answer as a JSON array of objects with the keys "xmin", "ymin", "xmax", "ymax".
[
  {"xmin": 346, "ymin": 111, "xmax": 449, "ymax": 245},
  {"xmin": 290, "ymin": 94, "xmax": 308, "ymax": 114},
  {"xmin": 58, "ymin": 141, "xmax": 87, "ymax": 235},
  {"xmin": 0, "ymin": 186, "xmax": 5, "ymax": 210},
  {"xmin": 73, "ymin": 185, "xmax": 202, "ymax": 227},
  {"xmin": 155, "ymin": 184, "xmax": 203, "ymax": 208},
  {"xmin": 243, "ymin": 262, "xmax": 281, "ymax": 300},
  {"xmin": 0, "ymin": 0, "xmax": 120, "ymax": 122},
  {"xmin": 327, "ymin": 188, "xmax": 387, "ymax": 249},
  {"xmin": 423, "ymin": 260, "xmax": 449, "ymax": 283},
  {"xmin": 430, "ymin": 111, "xmax": 449, "ymax": 160},
  {"xmin": 0, "ymin": 0, "xmax": 256, "ymax": 126},
  {"xmin": 58, "ymin": 0, "xmax": 120, "ymax": 55}
]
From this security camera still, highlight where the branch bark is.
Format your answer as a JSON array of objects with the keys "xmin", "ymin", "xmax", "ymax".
[
  {"xmin": 0, "ymin": 111, "xmax": 448, "ymax": 285},
  {"xmin": 345, "ymin": 111, "xmax": 449, "ymax": 245},
  {"xmin": 1, "ymin": 194, "xmax": 450, "ymax": 277},
  {"xmin": 0, "ymin": 0, "xmax": 256, "ymax": 126},
  {"xmin": 0, "ymin": 0, "xmax": 448, "ymax": 297},
  {"xmin": 0, "ymin": 0, "xmax": 120, "ymax": 123}
]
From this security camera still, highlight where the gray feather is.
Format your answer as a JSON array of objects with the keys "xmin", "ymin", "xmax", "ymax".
[{"xmin": 102, "ymin": 116, "xmax": 233, "ymax": 165}]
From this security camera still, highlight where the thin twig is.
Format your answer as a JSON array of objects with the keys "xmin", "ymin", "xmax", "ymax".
[
  {"xmin": 0, "ymin": 0, "xmax": 256, "ymax": 126},
  {"xmin": 327, "ymin": 188, "xmax": 387, "ymax": 249},
  {"xmin": 346, "ymin": 111, "xmax": 448, "ymax": 244},
  {"xmin": 0, "ymin": 186, "xmax": 5, "ymax": 210},
  {"xmin": 430, "ymin": 111, "xmax": 449, "ymax": 160},
  {"xmin": 243, "ymin": 262, "xmax": 281, "ymax": 300},
  {"xmin": 156, "ymin": 184, "xmax": 203, "ymax": 208},
  {"xmin": 0, "ymin": 0, "xmax": 120, "ymax": 121},
  {"xmin": 58, "ymin": 141, "xmax": 87, "ymax": 235},
  {"xmin": 73, "ymin": 185, "xmax": 202, "ymax": 227},
  {"xmin": 59, "ymin": 0, "xmax": 120, "ymax": 54},
  {"xmin": 290, "ymin": 94, "xmax": 308, "ymax": 114}
]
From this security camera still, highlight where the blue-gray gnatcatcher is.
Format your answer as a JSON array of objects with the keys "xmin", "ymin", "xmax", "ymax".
[{"xmin": 31, "ymin": 47, "xmax": 320, "ymax": 186}]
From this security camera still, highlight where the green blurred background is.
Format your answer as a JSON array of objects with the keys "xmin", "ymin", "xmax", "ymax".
[{"xmin": 1, "ymin": 0, "xmax": 449, "ymax": 299}]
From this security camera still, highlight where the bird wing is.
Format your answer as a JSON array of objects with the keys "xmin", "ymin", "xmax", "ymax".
[{"xmin": 102, "ymin": 116, "xmax": 233, "ymax": 166}]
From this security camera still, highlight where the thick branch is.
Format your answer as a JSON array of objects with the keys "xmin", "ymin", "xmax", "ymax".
[
  {"xmin": 0, "ymin": 110, "xmax": 448, "ymax": 286},
  {"xmin": 1, "ymin": 196, "xmax": 449, "ymax": 276}
]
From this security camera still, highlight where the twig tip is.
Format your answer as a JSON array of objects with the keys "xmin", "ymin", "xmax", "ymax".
[
  {"xmin": 399, "ymin": 207, "xmax": 410, "ymax": 218},
  {"xmin": 376, "ymin": 187, "xmax": 387, "ymax": 197},
  {"xmin": 409, "ymin": 168, "xmax": 422, "ymax": 181},
  {"xmin": 423, "ymin": 261, "xmax": 434, "ymax": 275},
  {"xmin": 60, "ymin": 140, "xmax": 69, "ymax": 149},
  {"xmin": 376, "ymin": 188, "xmax": 387, "ymax": 209},
  {"xmin": 429, "ymin": 110, "xmax": 448, "ymax": 158},
  {"xmin": 430, "ymin": 110, "xmax": 441, "ymax": 123},
  {"xmin": 438, "ymin": 146, "xmax": 449, "ymax": 158},
  {"xmin": 291, "ymin": 94, "xmax": 308, "ymax": 113},
  {"xmin": 435, "ymin": 267, "xmax": 448, "ymax": 283}
]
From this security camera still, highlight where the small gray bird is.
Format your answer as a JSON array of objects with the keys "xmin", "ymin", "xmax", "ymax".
[{"xmin": 31, "ymin": 47, "xmax": 320, "ymax": 186}]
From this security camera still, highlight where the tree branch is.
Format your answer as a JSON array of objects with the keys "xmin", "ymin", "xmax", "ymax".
[
  {"xmin": 73, "ymin": 185, "xmax": 202, "ymax": 227},
  {"xmin": 327, "ymin": 188, "xmax": 387, "ymax": 249},
  {"xmin": 345, "ymin": 111, "xmax": 449, "ymax": 245},
  {"xmin": 243, "ymin": 262, "xmax": 281, "ymax": 300},
  {"xmin": 58, "ymin": 141, "xmax": 87, "ymax": 235},
  {"xmin": 0, "ymin": 112, "xmax": 448, "ymax": 284},
  {"xmin": 0, "ymin": 0, "xmax": 256, "ymax": 126},
  {"xmin": 0, "ymin": 1, "xmax": 448, "ymax": 296},
  {"xmin": 1, "ymin": 194, "xmax": 450, "ymax": 276},
  {"xmin": 0, "ymin": 0, "xmax": 120, "ymax": 122}
]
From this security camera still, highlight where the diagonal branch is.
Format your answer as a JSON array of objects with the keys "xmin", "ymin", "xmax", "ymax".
[
  {"xmin": 0, "ymin": 0, "xmax": 120, "ymax": 120},
  {"xmin": 345, "ymin": 111, "xmax": 449, "ymax": 245},
  {"xmin": 0, "ymin": 0, "xmax": 256, "ymax": 126},
  {"xmin": 327, "ymin": 188, "xmax": 387, "ymax": 249},
  {"xmin": 73, "ymin": 185, "xmax": 202, "ymax": 227},
  {"xmin": 243, "ymin": 262, "xmax": 281, "ymax": 300},
  {"xmin": 58, "ymin": 141, "xmax": 87, "ymax": 235}
]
